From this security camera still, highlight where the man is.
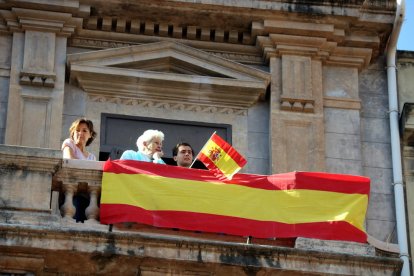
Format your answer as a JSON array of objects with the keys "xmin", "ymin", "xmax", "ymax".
[{"xmin": 172, "ymin": 142, "xmax": 194, "ymax": 168}]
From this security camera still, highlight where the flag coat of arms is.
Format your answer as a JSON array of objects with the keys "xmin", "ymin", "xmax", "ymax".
[
  {"xmin": 100, "ymin": 160, "xmax": 370, "ymax": 243},
  {"xmin": 197, "ymin": 133, "xmax": 247, "ymax": 180}
]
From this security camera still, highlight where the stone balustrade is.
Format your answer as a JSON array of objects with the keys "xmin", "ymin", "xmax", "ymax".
[{"xmin": 53, "ymin": 159, "xmax": 103, "ymax": 223}]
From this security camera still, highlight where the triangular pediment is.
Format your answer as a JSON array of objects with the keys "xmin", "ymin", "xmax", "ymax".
[
  {"xmin": 67, "ymin": 41, "xmax": 270, "ymax": 109},
  {"xmin": 111, "ymin": 56, "xmax": 230, "ymax": 77}
]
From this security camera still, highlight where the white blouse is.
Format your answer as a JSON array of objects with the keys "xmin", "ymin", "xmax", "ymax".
[{"xmin": 61, "ymin": 138, "xmax": 96, "ymax": 161}]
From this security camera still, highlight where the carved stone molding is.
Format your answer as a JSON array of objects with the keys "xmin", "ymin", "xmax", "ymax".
[
  {"xmin": 88, "ymin": 95, "xmax": 247, "ymax": 116},
  {"xmin": 208, "ymin": 51, "xmax": 263, "ymax": 65},
  {"xmin": 67, "ymin": 41, "xmax": 270, "ymax": 110},
  {"xmin": 70, "ymin": 37, "xmax": 136, "ymax": 49},
  {"xmin": 84, "ymin": 16, "xmax": 252, "ymax": 45},
  {"xmin": 69, "ymin": 37, "xmax": 264, "ymax": 65},
  {"xmin": 0, "ymin": 8, "xmax": 83, "ymax": 36},
  {"xmin": 0, "ymin": 223, "xmax": 402, "ymax": 275},
  {"xmin": 280, "ymin": 98, "xmax": 314, "ymax": 113},
  {"xmin": 280, "ymin": 55, "xmax": 314, "ymax": 113},
  {"xmin": 254, "ymin": 20, "xmax": 376, "ymax": 70},
  {"xmin": 20, "ymin": 71, "xmax": 56, "ymax": 87}
]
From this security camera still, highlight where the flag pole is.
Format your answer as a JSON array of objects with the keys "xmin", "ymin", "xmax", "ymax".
[{"xmin": 189, "ymin": 131, "xmax": 216, "ymax": 168}]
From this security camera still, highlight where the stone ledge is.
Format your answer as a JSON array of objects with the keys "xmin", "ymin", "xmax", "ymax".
[
  {"xmin": 295, "ymin": 237, "xmax": 376, "ymax": 256},
  {"xmin": 0, "ymin": 223, "xmax": 403, "ymax": 275}
]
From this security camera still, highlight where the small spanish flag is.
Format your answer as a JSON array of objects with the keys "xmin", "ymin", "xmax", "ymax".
[{"xmin": 196, "ymin": 133, "xmax": 247, "ymax": 180}]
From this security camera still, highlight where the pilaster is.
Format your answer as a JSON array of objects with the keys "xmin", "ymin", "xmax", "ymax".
[
  {"xmin": 260, "ymin": 17, "xmax": 375, "ymax": 173},
  {"xmin": 269, "ymin": 55, "xmax": 325, "ymax": 173},
  {"xmin": 1, "ymin": 4, "xmax": 85, "ymax": 148}
]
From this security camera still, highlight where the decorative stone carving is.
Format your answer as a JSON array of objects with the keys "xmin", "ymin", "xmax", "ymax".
[
  {"xmin": 19, "ymin": 71, "xmax": 56, "ymax": 87},
  {"xmin": 88, "ymin": 95, "xmax": 247, "ymax": 115},
  {"xmin": 54, "ymin": 159, "xmax": 103, "ymax": 223},
  {"xmin": 280, "ymin": 55, "xmax": 314, "ymax": 113},
  {"xmin": 67, "ymin": 41, "xmax": 270, "ymax": 110},
  {"xmin": 2, "ymin": 4, "xmax": 87, "ymax": 148},
  {"xmin": 84, "ymin": 16, "xmax": 251, "ymax": 45},
  {"xmin": 19, "ymin": 31, "xmax": 57, "ymax": 87},
  {"xmin": 255, "ymin": 19, "xmax": 375, "ymax": 70},
  {"xmin": 269, "ymin": 56, "xmax": 325, "ymax": 174},
  {"xmin": 2, "ymin": 8, "xmax": 83, "ymax": 35}
]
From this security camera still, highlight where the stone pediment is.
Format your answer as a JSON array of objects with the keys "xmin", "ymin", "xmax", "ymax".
[{"xmin": 67, "ymin": 41, "xmax": 270, "ymax": 109}]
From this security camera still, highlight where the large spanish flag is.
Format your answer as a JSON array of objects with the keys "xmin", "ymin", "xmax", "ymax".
[
  {"xmin": 197, "ymin": 133, "xmax": 247, "ymax": 180},
  {"xmin": 100, "ymin": 160, "xmax": 370, "ymax": 243}
]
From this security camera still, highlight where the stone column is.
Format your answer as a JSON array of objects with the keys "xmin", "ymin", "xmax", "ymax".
[
  {"xmin": 60, "ymin": 183, "xmax": 77, "ymax": 220},
  {"xmin": 85, "ymin": 185, "xmax": 101, "ymax": 223},
  {"xmin": 2, "ymin": 7, "xmax": 83, "ymax": 149}
]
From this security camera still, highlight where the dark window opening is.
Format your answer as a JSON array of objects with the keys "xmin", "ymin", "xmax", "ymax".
[{"xmin": 99, "ymin": 114, "xmax": 231, "ymax": 170}]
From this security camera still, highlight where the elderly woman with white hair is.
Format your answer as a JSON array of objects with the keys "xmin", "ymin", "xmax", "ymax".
[{"xmin": 120, "ymin": 129, "xmax": 166, "ymax": 164}]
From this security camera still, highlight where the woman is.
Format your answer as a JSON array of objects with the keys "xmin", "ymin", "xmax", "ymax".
[
  {"xmin": 120, "ymin": 129, "xmax": 166, "ymax": 164},
  {"xmin": 61, "ymin": 118, "xmax": 97, "ymax": 222},
  {"xmin": 62, "ymin": 118, "xmax": 97, "ymax": 160}
]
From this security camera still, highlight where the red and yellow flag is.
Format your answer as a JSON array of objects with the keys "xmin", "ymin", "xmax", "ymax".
[
  {"xmin": 197, "ymin": 133, "xmax": 247, "ymax": 180},
  {"xmin": 100, "ymin": 160, "xmax": 370, "ymax": 243}
]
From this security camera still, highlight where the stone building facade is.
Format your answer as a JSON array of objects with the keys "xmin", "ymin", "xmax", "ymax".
[
  {"xmin": 399, "ymin": 50, "xmax": 414, "ymax": 275},
  {"xmin": 0, "ymin": 0, "xmax": 409, "ymax": 274}
]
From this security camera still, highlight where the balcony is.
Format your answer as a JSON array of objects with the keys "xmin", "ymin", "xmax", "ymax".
[{"xmin": 0, "ymin": 145, "xmax": 402, "ymax": 275}]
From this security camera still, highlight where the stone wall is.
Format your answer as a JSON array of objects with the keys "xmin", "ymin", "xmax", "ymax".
[
  {"xmin": 359, "ymin": 57, "xmax": 395, "ymax": 242},
  {"xmin": 0, "ymin": 34, "xmax": 12, "ymax": 144},
  {"xmin": 398, "ymin": 51, "xmax": 414, "ymax": 275}
]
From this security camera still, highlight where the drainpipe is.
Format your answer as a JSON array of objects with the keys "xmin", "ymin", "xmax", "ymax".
[{"xmin": 386, "ymin": 0, "xmax": 409, "ymax": 275}]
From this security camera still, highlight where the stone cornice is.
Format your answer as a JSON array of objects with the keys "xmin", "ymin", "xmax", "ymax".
[
  {"xmin": 255, "ymin": 20, "xmax": 374, "ymax": 70},
  {"xmin": 0, "ymin": 0, "xmax": 90, "ymax": 15},
  {"xmin": 69, "ymin": 37, "xmax": 264, "ymax": 65},
  {"xmin": 0, "ymin": 7, "xmax": 84, "ymax": 36},
  {"xmin": 323, "ymin": 97, "xmax": 362, "ymax": 110},
  {"xmin": 67, "ymin": 0, "xmax": 394, "ymax": 67}
]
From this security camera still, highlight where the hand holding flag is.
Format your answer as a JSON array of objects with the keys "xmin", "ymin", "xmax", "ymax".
[{"xmin": 195, "ymin": 132, "xmax": 247, "ymax": 180}]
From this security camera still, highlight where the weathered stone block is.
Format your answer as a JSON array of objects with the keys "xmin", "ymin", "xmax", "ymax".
[
  {"xmin": 325, "ymin": 157, "xmax": 363, "ymax": 175},
  {"xmin": 360, "ymin": 93, "xmax": 389, "ymax": 118},
  {"xmin": 295, "ymin": 237, "xmax": 376, "ymax": 256},
  {"xmin": 323, "ymin": 66, "xmax": 358, "ymax": 98},
  {"xmin": 361, "ymin": 117, "xmax": 391, "ymax": 143},
  {"xmin": 364, "ymin": 166, "xmax": 393, "ymax": 194},
  {"xmin": 362, "ymin": 142, "xmax": 392, "ymax": 169},
  {"xmin": 0, "ymin": 145, "xmax": 61, "ymax": 212},
  {"xmin": 324, "ymin": 108, "xmax": 360, "ymax": 134},
  {"xmin": 366, "ymin": 218, "xmax": 396, "ymax": 243},
  {"xmin": 325, "ymin": 132, "xmax": 362, "ymax": 160},
  {"xmin": 366, "ymin": 192, "xmax": 395, "ymax": 221}
]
